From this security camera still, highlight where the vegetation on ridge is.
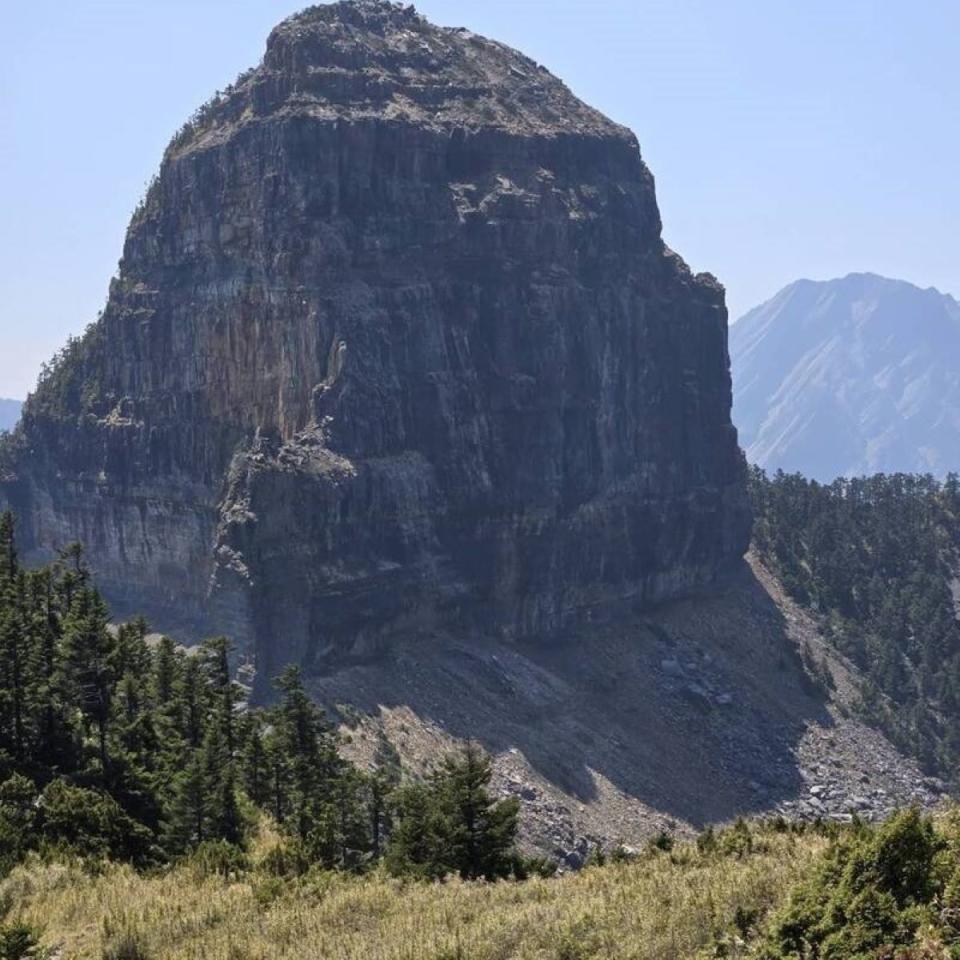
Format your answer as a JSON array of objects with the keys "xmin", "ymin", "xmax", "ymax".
[{"xmin": 750, "ymin": 468, "xmax": 960, "ymax": 781}]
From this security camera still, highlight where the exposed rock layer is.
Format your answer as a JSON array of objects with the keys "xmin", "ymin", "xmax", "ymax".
[{"xmin": 1, "ymin": 1, "xmax": 748, "ymax": 688}]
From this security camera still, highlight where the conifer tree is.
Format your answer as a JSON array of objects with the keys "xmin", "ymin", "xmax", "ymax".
[
  {"xmin": 0, "ymin": 513, "xmax": 16, "ymax": 584},
  {"xmin": 60, "ymin": 586, "xmax": 115, "ymax": 779},
  {"xmin": 201, "ymin": 636, "xmax": 240, "ymax": 755},
  {"xmin": 200, "ymin": 721, "xmax": 243, "ymax": 846},
  {"xmin": 385, "ymin": 781, "xmax": 446, "ymax": 880},
  {"xmin": 26, "ymin": 567, "xmax": 75, "ymax": 777},
  {"xmin": 164, "ymin": 748, "xmax": 208, "ymax": 853},
  {"xmin": 368, "ymin": 768, "xmax": 394, "ymax": 860},
  {"xmin": 239, "ymin": 711, "xmax": 269, "ymax": 808},
  {"xmin": 269, "ymin": 666, "xmax": 339, "ymax": 843},
  {"xmin": 385, "ymin": 743, "xmax": 519, "ymax": 880},
  {"xmin": 433, "ymin": 742, "xmax": 519, "ymax": 881},
  {"xmin": 0, "ymin": 575, "xmax": 28, "ymax": 769},
  {"xmin": 151, "ymin": 635, "xmax": 184, "ymax": 769},
  {"xmin": 177, "ymin": 655, "xmax": 207, "ymax": 750}
]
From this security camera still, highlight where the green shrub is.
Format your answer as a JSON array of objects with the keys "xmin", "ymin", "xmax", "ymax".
[
  {"xmin": 39, "ymin": 780, "xmax": 152, "ymax": 864},
  {"xmin": 649, "ymin": 830, "xmax": 674, "ymax": 853},
  {"xmin": 763, "ymin": 809, "xmax": 948, "ymax": 959},
  {"xmin": 0, "ymin": 922, "xmax": 41, "ymax": 960},
  {"xmin": 0, "ymin": 777, "xmax": 38, "ymax": 872},
  {"xmin": 187, "ymin": 840, "xmax": 248, "ymax": 881},
  {"xmin": 257, "ymin": 841, "xmax": 311, "ymax": 879}
]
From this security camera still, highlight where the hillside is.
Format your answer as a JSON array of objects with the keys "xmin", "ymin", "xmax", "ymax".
[
  {"xmin": 0, "ymin": 400, "xmax": 20, "ymax": 433},
  {"xmin": 317, "ymin": 554, "xmax": 942, "ymax": 856},
  {"xmin": 750, "ymin": 468, "xmax": 960, "ymax": 782},
  {"xmin": 731, "ymin": 273, "xmax": 960, "ymax": 481}
]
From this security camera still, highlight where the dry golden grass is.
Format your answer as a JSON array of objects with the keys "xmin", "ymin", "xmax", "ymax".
[{"xmin": 0, "ymin": 829, "xmax": 827, "ymax": 960}]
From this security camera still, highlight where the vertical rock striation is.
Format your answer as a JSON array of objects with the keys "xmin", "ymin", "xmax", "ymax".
[{"xmin": 1, "ymin": 1, "xmax": 749, "ymax": 689}]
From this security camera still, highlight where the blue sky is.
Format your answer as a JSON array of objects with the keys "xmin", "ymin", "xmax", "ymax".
[{"xmin": 2, "ymin": 0, "xmax": 958, "ymax": 399}]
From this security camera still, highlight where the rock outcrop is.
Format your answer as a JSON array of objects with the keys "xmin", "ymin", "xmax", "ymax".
[{"xmin": 1, "ymin": 1, "xmax": 749, "ymax": 691}]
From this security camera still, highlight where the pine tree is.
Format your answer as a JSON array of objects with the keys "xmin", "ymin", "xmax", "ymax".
[
  {"xmin": 201, "ymin": 721, "xmax": 243, "ymax": 846},
  {"xmin": 60, "ymin": 586, "xmax": 115, "ymax": 780},
  {"xmin": 110, "ymin": 663, "xmax": 162, "ymax": 831},
  {"xmin": 0, "ymin": 574, "xmax": 28, "ymax": 769},
  {"xmin": 319, "ymin": 766, "xmax": 372, "ymax": 871},
  {"xmin": 164, "ymin": 748, "xmax": 208, "ymax": 853},
  {"xmin": 433, "ymin": 742, "xmax": 519, "ymax": 881},
  {"xmin": 385, "ymin": 781, "xmax": 446, "ymax": 880},
  {"xmin": 177, "ymin": 655, "xmax": 208, "ymax": 750},
  {"xmin": 200, "ymin": 636, "xmax": 240, "ymax": 756},
  {"xmin": 269, "ymin": 666, "xmax": 339, "ymax": 843},
  {"xmin": 239, "ymin": 711, "xmax": 269, "ymax": 807},
  {"xmin": 368, "ymin": 768, "xmax": 394, "ymax": 860},
  {"xmin": 53, "ymin": 541, "xmax": 88, "ymax": 612},
  {"xmin": 0, "ymin": 773, "xmax": 38, "ymax": 866},
  {"xmin": 0, "ymin": 512, "xmax": 17, "ymax": 584},
  {"xmin": 26, "ymin": 567, "xmax": 76, "ymax": 778}
]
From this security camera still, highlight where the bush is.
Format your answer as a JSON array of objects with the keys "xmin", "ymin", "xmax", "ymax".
[
  {"xmin": 39, "ymin": 780, "xmax": 153, "ymax": 864},
  {"xmin": 101, "ymin": 929, "xmax": 150, "ymax": 960},
  {"xmin": 763, "ymin": 809, "xmax": 947, "ymax": 959},
  {"xmin": 717, "ymin": 819, "xmax": 753, "ymax": 859},
  {"xmin": 0, "ymin": 777, "xmax": 38, "ymax": 872},
  {"xmin": 649, "ymin": 830, "xmax": 674, "ymax": 853},
  {"xmin": 256, "ymin": 841, "xmax": 311, "ymax": 879},
  {"xmin": 512, "ymin": 854, "xmax": 557, "ymax": 879},
  {"xmin": 186, "ymin": 840, "xmax": 248, "ymax": 881},
  {"xmin": 0, "ymin": 922, "xmax": 41, "ymax": 960}
]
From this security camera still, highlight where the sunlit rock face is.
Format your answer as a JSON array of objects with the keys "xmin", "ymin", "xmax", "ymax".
[{"xmin": 1, "ymin": 1, "xmax": 749, "ymax": 692}]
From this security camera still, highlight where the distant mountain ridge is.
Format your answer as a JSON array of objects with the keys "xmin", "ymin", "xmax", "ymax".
[
  {"xmin": 0, "ymin": 399, "xmax": 22, "ymax": 432},
  {"xmin": 731, "ymin": 273, "xmax": 960, "ymax": 481}
]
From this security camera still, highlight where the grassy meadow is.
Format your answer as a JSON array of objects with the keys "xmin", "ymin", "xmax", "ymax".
[{"xmin": 0, "ymin": 822, "xmax": 826, "ymax": 960}]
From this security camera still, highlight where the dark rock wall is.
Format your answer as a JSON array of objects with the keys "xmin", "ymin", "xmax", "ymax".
[{"xmin": 1, "ymin": 1, "xmax": 749, "ymax": 689}]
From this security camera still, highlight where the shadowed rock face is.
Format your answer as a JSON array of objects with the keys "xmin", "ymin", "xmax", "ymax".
[{"xmin": 0, "ymin": 1, "xmax": 749, "ymax": 692}]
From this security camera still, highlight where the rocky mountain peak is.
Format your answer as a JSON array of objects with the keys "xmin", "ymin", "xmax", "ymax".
[
  {"xmin": 2, "ymin": 3, "xmax": 749, "ymax": 693},
  {"xmin": 172, "ymin": 0, "xmax": 630, "ymax": 162}
]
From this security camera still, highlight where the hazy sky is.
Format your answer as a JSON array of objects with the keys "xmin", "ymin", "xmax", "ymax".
[{"xmin": 2, "ymin": 0, "xmax": 958, "ymax": 399}]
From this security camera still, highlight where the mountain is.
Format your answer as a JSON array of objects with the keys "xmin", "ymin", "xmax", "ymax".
[
  {"xmin": 0, "ymin": 0, "xmax": 749, "ymax": 693},
  {"xmin": 0, "ymin": 398, "xmax": 21, "ymax": 432},
  {"xmin": 0, "ymin": 0, "xmax": 949, "ymax": 870},
  {"xmin": 731, "ymin": 273, "xmax": 960, "ymax": 481}
]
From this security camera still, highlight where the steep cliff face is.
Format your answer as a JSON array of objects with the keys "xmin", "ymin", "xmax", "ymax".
[{"xmin": 1, "ymin": 1, "xmax": 749, "ymax": 689}]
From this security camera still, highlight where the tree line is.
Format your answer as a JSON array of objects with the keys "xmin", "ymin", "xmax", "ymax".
[
  {"xmin": 0, "ymin": 511, "xmax": 530, "ymax": 880},
  {"xmin": 750, "ymin": 467, "xmax": 960, "ymax": 779}
]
